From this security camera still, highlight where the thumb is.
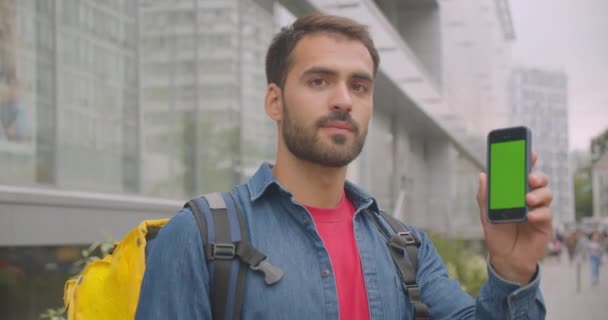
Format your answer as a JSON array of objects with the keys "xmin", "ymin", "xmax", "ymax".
[{"xmin": 477, "ymin": 172, "xmax": 489, "ymax": 225}]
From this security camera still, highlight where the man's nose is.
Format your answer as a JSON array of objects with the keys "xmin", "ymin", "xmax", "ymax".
[{"xmin": 329, "ymin": 83, "xmax": 353, "ymax": 113}]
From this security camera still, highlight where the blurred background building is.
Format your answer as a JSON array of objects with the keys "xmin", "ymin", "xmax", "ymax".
[
  {"xmin": 0, "ymin": 0, "xmax": 576, "ymax": 318},
  {"xmin": 438, "ymin": 0, "xmax": 514, "ymax": 156},
  {"xmin": 509, "ymin": 67, "xmax": 574, "ymax": 226}
]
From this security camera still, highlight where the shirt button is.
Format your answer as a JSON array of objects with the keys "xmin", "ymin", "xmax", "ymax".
[
  {"xmin": 303, "ymin": 218, "xmax": 309, "ymax": 225},
  {"xmin": 321, "ymin": 268, "xmax": 331, "ymax": 277}
]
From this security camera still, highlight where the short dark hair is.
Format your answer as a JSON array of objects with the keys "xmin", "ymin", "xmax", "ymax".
[{"xmin": 265, "ymin": 12, "xmax": 380, "ymax": 88}]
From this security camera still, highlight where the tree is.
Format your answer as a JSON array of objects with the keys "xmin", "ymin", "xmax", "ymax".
[
  {"xmin": 591, "ymin": 128, "xmax": 608, "ymax": 164},
  {"xmin": 429, "ymin": 233, "xmax": 487, "ymax": 297},
  {"xmin": 573, "ymin": 166, "xmax": 593, "ymax": 221}
]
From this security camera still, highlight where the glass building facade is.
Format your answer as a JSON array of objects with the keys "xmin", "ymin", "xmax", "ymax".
[
  {"xmin": 138, "ymin": 0, "xmax": 276, "ymax": 198},
  {"xmin": 1, "ymin": 0, "xmax": 139, "ymax": 192},
  {"xmin": 1, "ymin": 0, "xmax": 276, "ymax": 199}
]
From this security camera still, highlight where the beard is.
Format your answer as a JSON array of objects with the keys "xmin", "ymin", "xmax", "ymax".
[{"xmin": 281, "ymin": 99, "xmax": 367, "ymax": 167}]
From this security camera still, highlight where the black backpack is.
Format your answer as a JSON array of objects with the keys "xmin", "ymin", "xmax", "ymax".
[{"xmin": 163, "ymin": 192, "xmax": 430, "ymax": 320}]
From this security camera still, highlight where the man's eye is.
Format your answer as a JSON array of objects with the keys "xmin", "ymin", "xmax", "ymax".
[
  {"xmin": 310, "ymin": 78, "xmax": 327, "ymax": 87},
  {"xmin": 352, "ymin": 83, "xmax": 367, "ymax": 93}
]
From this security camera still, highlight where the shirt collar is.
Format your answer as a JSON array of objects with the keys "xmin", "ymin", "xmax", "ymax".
[
  {"xmin": 246, "ymin": 162, "xmax": 282, "ymax": 201},
  {"xmin": 246, "ymin": 162, "xmax": 380, "ymax": 213}
]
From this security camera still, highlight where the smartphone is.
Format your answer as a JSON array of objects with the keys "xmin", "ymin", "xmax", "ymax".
[{"xmin": 487, "ymin": 126, "xmax": 531, "ymax": 223}]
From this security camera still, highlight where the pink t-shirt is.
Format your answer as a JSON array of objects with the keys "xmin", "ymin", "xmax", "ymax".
[{"xmin": 305, "ymin": 194, "xmax": 370, "ymax": 320}]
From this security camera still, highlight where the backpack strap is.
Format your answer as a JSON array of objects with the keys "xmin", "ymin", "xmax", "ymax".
[
  {"xmin": 186, "ymin": 192, "xmax": 283, "ymax": 320},
  {"xmin": 367, "ymin": 209, "xmax": 430, "ymax": 320}
]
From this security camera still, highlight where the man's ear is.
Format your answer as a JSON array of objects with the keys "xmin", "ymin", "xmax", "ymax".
[{"xmin": 265, "ymin": 83, "xmax": 283, "ymax": 122}]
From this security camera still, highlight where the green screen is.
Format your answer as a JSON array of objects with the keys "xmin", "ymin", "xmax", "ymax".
[{"xmin": 490, "ymin": 140, "xmax": 526, "ymax": 209}]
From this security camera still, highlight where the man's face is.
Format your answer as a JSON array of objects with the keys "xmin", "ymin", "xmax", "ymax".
[{"xmin": 279, "ymin": 33, "xmax": 375, "ymax": 167}]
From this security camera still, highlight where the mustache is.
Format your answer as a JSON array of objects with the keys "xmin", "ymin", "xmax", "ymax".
[{"xmin": 315, "ymin": 111, "xmax": 359, "ymax": 132}]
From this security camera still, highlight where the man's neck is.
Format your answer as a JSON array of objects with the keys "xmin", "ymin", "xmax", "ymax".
[{"xmin": 272, "ymin": 153, "xmax": 347, "ymax": 209}]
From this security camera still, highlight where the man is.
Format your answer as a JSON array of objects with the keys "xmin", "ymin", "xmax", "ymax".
[{"xmin": 137, "ymin": 12, "xmax": 552, "ymax": 319}]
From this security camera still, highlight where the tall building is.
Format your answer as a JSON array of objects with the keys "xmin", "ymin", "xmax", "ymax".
[
  {"xmin": 510, "ymin": 67, "xmax": 574, "ymax": 225},
  {"xmin": 439, "ymin": 0, "xmax": 515, "ymax": 156},
  {"xmin": 592, "ymin": 154, "xmax": 608, "ymax": 219},
  {"xmin": 361, "ymin": 0, "xmax": 515, "ymax": 234},
  {"xmin": 138, "ymin": 0, "xmax": 276, "ymax": 198}
]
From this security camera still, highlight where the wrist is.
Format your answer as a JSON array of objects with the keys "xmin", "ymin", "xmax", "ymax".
[{"xmin": 489, "ymin": 256, "xmax": 536, "ymax": 285}]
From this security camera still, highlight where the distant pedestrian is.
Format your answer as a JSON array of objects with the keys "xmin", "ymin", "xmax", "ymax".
[
  {"xmin": 565, "ymin": 229, "xmax": 578, "ymax": 264},
  {"xmin": 588, "ymin": 232, "xmax": 603, "ymax": 286}
]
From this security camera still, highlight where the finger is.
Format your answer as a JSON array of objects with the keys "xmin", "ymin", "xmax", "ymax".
[
  {"xmin": 477, "ymin": 172, "xmax": 489, "ymax": 225},
  {"xmin": 476, "ymin": 172, "xmax": 487, "ymax": 209},
  {"xmin": 528, "ymin": 171, "xmax": 549, "ymax": 188},
  {"xmin": 527, "ymin": 206, "xmax": 553, "ymax": 225},
  {"xmin": 526, "ymin": 187, "xmax": 553, "ymax": 207},
  {"xmin": 531, "ymin": 151, "xmax": 538, "ymax": 167}
]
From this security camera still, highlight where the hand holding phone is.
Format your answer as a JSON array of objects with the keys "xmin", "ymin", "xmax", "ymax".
[
  {"xmin": 477, "ymin": 126, "xmax": 553, "ymax": 285},
  {"xmin": 487, "ymin": 126, "xmax": 531, "ymax": 223}
]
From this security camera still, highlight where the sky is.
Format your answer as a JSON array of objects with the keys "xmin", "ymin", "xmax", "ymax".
[{"xmin": 509, "ymin": 0, "xmax": 608, "ymax": 151}]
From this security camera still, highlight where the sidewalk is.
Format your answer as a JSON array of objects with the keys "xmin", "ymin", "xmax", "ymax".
[{"xmin": 540, "ymin": 255, "xmax": 608, "ymax": 319}]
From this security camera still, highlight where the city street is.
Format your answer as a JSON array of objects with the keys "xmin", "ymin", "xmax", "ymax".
[{"xmin": 540, "ymin": 255, "xmax": 608, "ymax": 319}]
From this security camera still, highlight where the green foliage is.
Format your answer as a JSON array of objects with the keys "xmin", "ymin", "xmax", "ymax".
[
  {"xmin": 573, "ymin": 127, "xmax": 607, "ymax": 222},
  {"xmin": 39, "ymin": 307, "xmax": 66, "ymax": 320},
  {"xmin": 591, "ymin": 128, "xmax": 608, "ymax": 164},
  {"xmin": 73, "ymin": 239, "xmax": 115, "ymax": 270},
  {"xmin": 574, "ymin": 166, "xmax": 593, "ymax": 221},
  {"xmin": 429, "ymin": 233, "xmax": 488, "ymax": 297}
]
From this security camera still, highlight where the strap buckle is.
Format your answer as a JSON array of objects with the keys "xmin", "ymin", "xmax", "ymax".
[
  {"xmin": 389, "ymin": 232, "xmax": 417, "ymax": 252},
  {"xmin": 250, "ymin": 257, "xmax": 284, "ymax": 285},
  {"xmin": 398, "ymin": 231, "xmax": 417, "ymax": 245},
  {"xmin": 405, "ymin": 284, "xmax": 422, "ymax": 298},
  {"xmin": 211, "ymin": 243, "xmax": 236, "ymax": 259}
]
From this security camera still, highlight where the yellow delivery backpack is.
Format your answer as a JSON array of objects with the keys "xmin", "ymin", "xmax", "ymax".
[
  {"xmin": 63, "ymin": 219, "xmax": 168, "ymax": 320},
  {"xmin": 63, "ymin": 192, "xmax": 284, "ymax": 320}
]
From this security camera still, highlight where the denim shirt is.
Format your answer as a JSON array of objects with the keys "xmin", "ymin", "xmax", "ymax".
[{"xmin": 136, "ymin": 162, "xmax": 545, "ymax": 319}]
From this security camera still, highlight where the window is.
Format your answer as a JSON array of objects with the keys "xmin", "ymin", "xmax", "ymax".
[{"xmin": 0, "ymin": 246, "xmax": 85, "ymax": 319}]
